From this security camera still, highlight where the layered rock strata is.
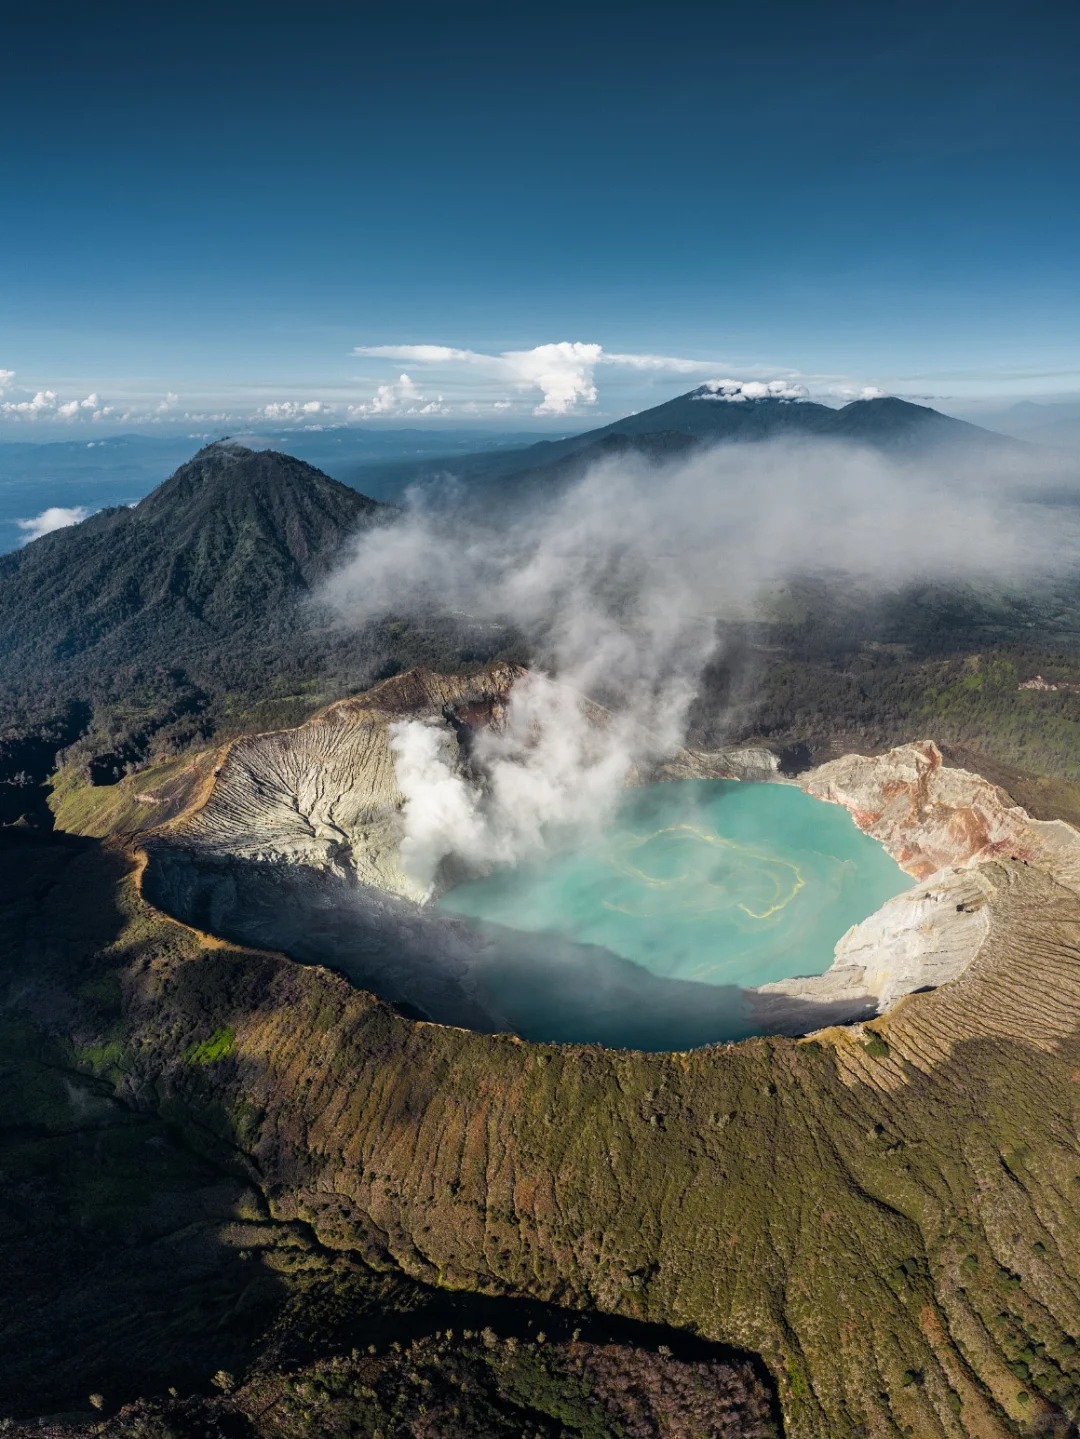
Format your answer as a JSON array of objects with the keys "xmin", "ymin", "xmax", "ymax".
[
  {"xmin": 757, "ymin": 741, "xmax": 1080, "ymax": 1025},
  {"xmin": 143, "ymin": 671, "xmax": 1080, "ymax": 1038},
  {"xmin": 143, "ymin": 664, "xmax": 776, "ymax": 1032}
]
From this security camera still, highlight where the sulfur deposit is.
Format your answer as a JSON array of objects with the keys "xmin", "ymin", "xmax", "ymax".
[
  {"xmin": 756, "ymin": 741, "xmax": 1080, "ymax": 1024},
  {"xmin": 141, "ymin": 670, "xmax": 1080, "ymax": 1040},
  {"xmin": 41, "ymin": 668, "xmax": 1080, "ymax": 1438}
]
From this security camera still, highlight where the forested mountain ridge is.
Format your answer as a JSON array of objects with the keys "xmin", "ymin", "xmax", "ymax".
[
  {"xmin": 0, "ymin": 442, "xmax": 382, "ymax": 692},
  {"xmin": 0, "ymin": 403, "xmax": 1062, "ymax": 819},
  {"xmin": 0, "ymin": 443, "xmax": 416, "ymax": 809},
  {"xmin": 551, "ymin": 389, "xmax": 1021, "ymax": 453}
]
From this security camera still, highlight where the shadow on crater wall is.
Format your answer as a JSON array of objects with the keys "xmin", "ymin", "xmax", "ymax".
[{"xmin": 143, "ymin": 841, "xmax": 876, "ymax": 1051}]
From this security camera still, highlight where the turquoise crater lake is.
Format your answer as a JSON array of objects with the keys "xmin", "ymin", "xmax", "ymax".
[{"xmin": 436, "ymin": 780, "xmax": 912, "ymax": 1051}]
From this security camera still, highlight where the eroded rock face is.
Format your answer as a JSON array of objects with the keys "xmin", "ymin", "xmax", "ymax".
[
  {"xmin": 142, "ymin": 671, "xmax": 1080, "ymax": 1041},
  {"xmin": 803, "ymin": 739, "xmax": 1080, "ymax": 886},
  {"xmin": 142, "ymin": 665, "xmax": 541, "ymax": 1029},
  {"xmin": 159, "ymin": 664, "xmax": 526, "ymax": 904},
  {"xmin": 753, "ymin": 866, "xmax": 993, "ymax": 1024},
  {"xmin": 759, "ymin": 741, "xmax": 1080, "ymax": 1024}
]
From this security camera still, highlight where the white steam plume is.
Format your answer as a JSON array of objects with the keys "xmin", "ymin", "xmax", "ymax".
[
  {"xmin": 322, "ymin": 437, "xmax": 1080, "ymax": 894},
  {"xmin": 389, "ymin": 672, "xmax": 662, "ymax": 895}
]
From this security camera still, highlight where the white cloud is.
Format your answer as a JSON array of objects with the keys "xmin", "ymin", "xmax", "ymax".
[
  {"xmin": 364, "ymin": 373, "xmax": 420, "ymax": 414},
  {"xmin": 56, "ymin": 392, "xmax": 105, "ymax": 419},
  {"xmin": 824, "ymin": 384, "xmax": 890, "ymax": 402},
  {"xmin": 603, "ymin": 352, "xmax": 723, "ymax": 374},
  {"xmin": 504, "ymin": 341, "xmax": 602, "ymax": 414},
  {"xmin": 258, "ymin": 398, "xmax": 335, "ymax": 421},
  {"xmin": 0, "ymin": 379, "xmax": 114, "ymax": 424},
  {"xmin": 7, "ymin": 389, "xmax": 56, "ymax": 416},
  {"xmin": 357, "ymin": 345, "xmax": 479, "ymax": 365},
  {"xmin": 694, "ymin": 379, "xmax": 809, "ymax": 403},
  {"xmin": 16, "ymin": 505, "xmax": 92, "ymax": 542},
  {"xmin": 348, "ymin": 373, "xmax": 449, "ymax": 418},
  {"xmin": 352, "ymin": 341, "xmax": 746, "ymax": 416},
  {"xmin": 0, "ymin": 372, "xmax": 187, "ymax": 425}
]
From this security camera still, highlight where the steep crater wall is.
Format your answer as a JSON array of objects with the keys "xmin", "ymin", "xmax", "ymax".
[
  {"xmin": 140, "ymin": 667, "xmax": 1080, "ymax": 1043},
  {"xmin": 757, "ymin": 741, "xmax": 1080, "ymax": 1024}
]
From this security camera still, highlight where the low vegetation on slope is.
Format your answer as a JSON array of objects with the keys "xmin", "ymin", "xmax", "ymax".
[
  {"xmin": 0, "ymin": 834, "xmax": 777, "ymax": 1436},
  {"xmin": 690, "ymin": 632, "xmax": 1080, "ymax": 823},
  {"xmin": 6, "ymin": 805, "xmax": 1080, "ymax": 1435}
]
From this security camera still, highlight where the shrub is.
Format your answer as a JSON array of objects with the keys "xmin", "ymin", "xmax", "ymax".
[{"xmin": 185, "ymin": 1027, "xmax": 235, "ymax": 1065}]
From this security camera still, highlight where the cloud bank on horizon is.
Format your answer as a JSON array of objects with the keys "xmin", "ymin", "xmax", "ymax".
[
  {"xmin": 0, "ymin": 344, "xmax": 896, "ymax": 433},
  {"xmin": 0, "ymin": 371, "xmax": 182, "ymax": 429}
]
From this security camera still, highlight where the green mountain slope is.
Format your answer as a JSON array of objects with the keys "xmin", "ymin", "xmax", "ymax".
[
  {"xmin": 0, "ymin": 442, "xmax": 411, "ymax": 807},
  {"xmin": 10, "ymin": 795, "xmax": 1080, "ymax": 1436},
  {"xmin": 0, "ymin": 442, "xmax": 382, "ymax": 691}
]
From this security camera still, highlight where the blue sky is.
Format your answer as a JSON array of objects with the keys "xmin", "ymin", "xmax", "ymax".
[{"xmin": 2, "ymin": 0, "xmax": 1078, "ymax": 434}]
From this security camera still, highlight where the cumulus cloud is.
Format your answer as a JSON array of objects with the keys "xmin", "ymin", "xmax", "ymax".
[
  {"xmin": 824, "ymin": 384, "xmax": 890, "ymax": 402},
  {"xmin": 505, "ymin": 341, "xmax": 602, "ymax": 415},
  {"xmin": 56, "ymin": 393, "xmax": 104, "ymax": 420},
  {"xmin": 16, "ymin": 505, "xmax": 92, "ymax": 542},
  {"xmin": 258, "ymin": 398, "xmax": 336, "ymax": 421},
  {"xmin": 348, "ymin": 372, "xmax": 448, "ymax": 418},
  {"xmin": 0, "ymin": 372, "xmax": 184, "ymax": 426},
  {"xmin": 321, "ymin": 435, "xmax": 1080, "ymax": 894},
  {"xmin": 0, "ymin": 384, "xmax": 113, "ymax": 422},
  {"xmin": 353, "ymin": 342, "xmax": 601, "ymax": 416}
]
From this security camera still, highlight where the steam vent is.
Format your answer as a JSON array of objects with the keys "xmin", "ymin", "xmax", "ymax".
[{"xmin": 142, "ymin": 664, "xmax": 1080, "ymax": 1049}]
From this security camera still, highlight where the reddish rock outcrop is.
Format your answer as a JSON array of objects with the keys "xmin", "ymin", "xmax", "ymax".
[{"xmin": 802, "ymin": 739, "xmax": 1080, "ymax": 891}]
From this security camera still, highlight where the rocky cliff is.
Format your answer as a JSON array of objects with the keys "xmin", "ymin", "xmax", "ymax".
[
  {"xmin": 803, "ymin": 739, "xmax": 1080, "ymax": 886},
  {"xmin": 155, "ymin": 663, "xmax": 526, "ymax": 903},
  {"xmin": 757, "ymin": 741, "xmax": 1080, "ymax": 1023},
  {"xmin": 140, "ymin": 663, "xmax": 783, "ymax": 1033},
  {"xmin": 141, "ymin": 672, "xmax": 1080, "ymax": 1043}
]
